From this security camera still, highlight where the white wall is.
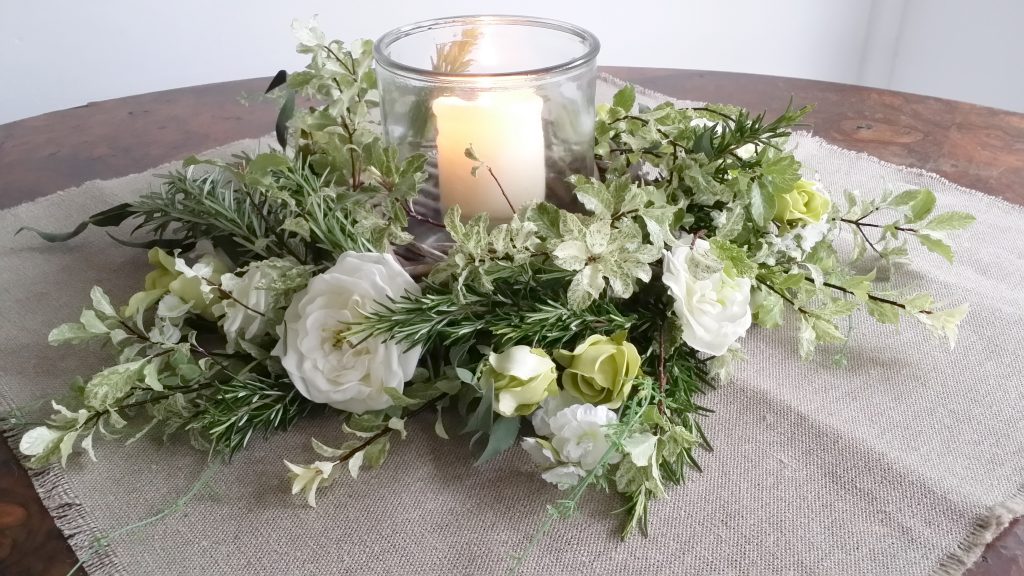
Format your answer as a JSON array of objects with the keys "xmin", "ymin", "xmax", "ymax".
[
  {"xmin": 0, "ymin": 0, "xmax": 1020, "ymax": 124},
  {"xmin": 882, "ymin": 0, "xmax": 1024, "ymax": 113}
]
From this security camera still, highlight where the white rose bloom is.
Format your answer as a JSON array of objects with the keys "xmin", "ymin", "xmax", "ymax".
[
  {"xmin": 547, "ymin": 403, "xmax": 621, "ymax": 471},
  {"xmin": 663, "ymin": 239, "xmax": 752, "ymax": 356},
  {"xmin": 273, "ymin": 252, "xmax": 421, "ymax": 414},
  {"xmin": 217, "ymin": 258, "xmax": 291, "ymax": 353},
  {"xmin": 530, "ymin": 390, "xmax": 581, "ymax": 437}
]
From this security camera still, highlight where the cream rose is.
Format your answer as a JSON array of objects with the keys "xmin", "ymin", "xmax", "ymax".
[
  {"xmin": 663, "ymin": 239, "xmax": 752, "ymax": 356},
  {"xmin": 484, "ymin": 346, "xmax": 558, "ymax": 417},
  {"xmin": 554, "ymin": 333, "xmax": 641, "ymax": 409},
  {"xmin": 273, "ymin": 252, "xmax": 421, "ymax": 414},
  {"xmin": 774, "ymin": 179, "xmax": 832, "ymax": 224},
  {"xmin": 131, "ymin": 248, "xmax": 229, "ymax": 320}
]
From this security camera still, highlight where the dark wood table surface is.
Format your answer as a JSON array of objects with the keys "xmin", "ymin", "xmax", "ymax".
[{"xmin": 1, "ymin": 66, "xmax": 1022, "ymax": 575}]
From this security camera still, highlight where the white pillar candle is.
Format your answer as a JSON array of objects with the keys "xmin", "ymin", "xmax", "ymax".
[{"xmin": 432, "ymin": 90, "xmax": 546, "ymax": 222}]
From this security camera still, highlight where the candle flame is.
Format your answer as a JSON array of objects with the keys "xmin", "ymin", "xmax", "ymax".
[{"xmin": 475, "ymin": 32, "xmax": 499, "ymax": 69}]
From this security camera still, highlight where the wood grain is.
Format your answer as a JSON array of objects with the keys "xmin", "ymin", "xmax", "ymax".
[
  {"xmin": 0, "ymin": 66, "xmax": 1021, "ymax": 576},
  {"xmin": 0, "ymin": 438, "xmax": 77, "ymax": 576}
]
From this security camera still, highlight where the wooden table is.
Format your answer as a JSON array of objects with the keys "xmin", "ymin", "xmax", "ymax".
[{"xmin": 1, "ymin": 66, "xmax": 1022, "ymax": 575}]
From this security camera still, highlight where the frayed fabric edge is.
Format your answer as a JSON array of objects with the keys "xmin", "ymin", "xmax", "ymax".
[
  {"xmin": 0, "ymin": 424, "xmax": 129, "ymax": 576},
  {"xmin": 933, "ymin": 486, "xmax": 1024, "ymax": 575},
  {"xmin": 0, "ymin": 135, "xmax": 272, "ymax": 576}
]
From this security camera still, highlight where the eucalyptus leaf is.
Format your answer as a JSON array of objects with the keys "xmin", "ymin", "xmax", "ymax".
[
  {"xmin": 475, "ymin": 416, "xmax": 520, "ymax": 466},
  {"xmin": 276, "ymin": 91, "xmax": 296, "ymax": 150}
]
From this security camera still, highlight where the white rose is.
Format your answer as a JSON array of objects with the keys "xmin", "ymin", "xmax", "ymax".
[
  {"xmin": 547, "ymin": 403, "xmax": 621, "ymax": 471},
  {"xmin": 273, "ymin": 252, "xmax": 421, "ymax": 414},
  {"xmin": 217, "ymin": 258, "xmax": 292, "ymax": 353},
  {"xmin": 663, "ymin": 239, "xmax": 752, "ymax": 356}
]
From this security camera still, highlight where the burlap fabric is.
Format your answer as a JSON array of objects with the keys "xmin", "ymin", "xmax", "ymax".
[{"xmin": 1, "ymin": 78, "xmax": 1021, "ymax": 576}]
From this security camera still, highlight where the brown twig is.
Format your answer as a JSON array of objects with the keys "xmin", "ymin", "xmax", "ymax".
[
  {"xmin": 404, "ymin": 204, "xmax": 446, "ymax": 228},
  {"xmin": 487, "ymin": 166, "xmax": 516, "ymax": 215},
  {"xmin": 841, "ymin": 218, "xmax": 918, "ymax": 234},
  {"xmin": 657, "ymin": 324, "xmax": 667, "ymax": 415},
  {"xmin": 851, "ymin": 221, "xmax": 885, "ymax": 258},
  {"xmin": 758, "ymin": 282, "xmax": 819, "ymax": 319},
  {"xmin": 689, "ymin": 230, "xmax": 706, "ymax": 248},
  {"xmin": 334, "ymin": 395, "xmax": 446, "ymax": 465},
  {"xmin": 811, "ymin": 278, "xmax": 933, "ymax": 315},
  {"xmin": 403, "ymin": 263, "xmax": 437, "ymax": 281}
]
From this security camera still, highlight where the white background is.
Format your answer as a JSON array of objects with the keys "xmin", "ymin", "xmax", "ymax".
[{"xmin": 1, "ymin": 0, "xmax": 1021, "ymax": 124}]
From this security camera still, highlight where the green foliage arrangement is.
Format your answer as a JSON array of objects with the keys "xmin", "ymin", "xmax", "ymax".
[{"xmin": 10, "ymin": 19, "xmax": 973, "ymax": 569}]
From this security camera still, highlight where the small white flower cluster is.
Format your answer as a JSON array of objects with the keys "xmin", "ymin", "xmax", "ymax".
[
  {"xmin": 520, "ymin": 392, "xmax": 663, "ymax": 491},
  {"xmin": 520, "ymin": 392, "xmax": 623, "ymax": 489}
]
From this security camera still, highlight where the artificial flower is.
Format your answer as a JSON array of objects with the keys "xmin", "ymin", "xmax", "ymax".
[
  {"xmin": 530, "ymin": 390, "xmax": 580, "ymax": 437},
  {"xmin": 547, "ymin": 403, "xmax": 621, "ymax": 471},
  {"xmin": 284, "ymin": 460, "xmax": 336, "ymax": 507},
  {"xmin": 484, "ymin": 346, "xmax": 558, "ymax": 417},
  {"xmin": 541, "ymin": 464, "xmax": 587, "ymax": 490},
  {"xmin": 129, "ymin": 247, "xmax": 229, "ymax": 320},
  {"xmin": 216, "ymin": 258, "xmax": 293, "ymax": 353},
  {"xmin": 554, "ymin": 333, "xmax": 641, "ymax": 409},
  {"xmin": 663, "ymin": 238, "xmax": 752, "ymax": 356},
  {"xmin": 774, "ymin": 179, "xmax": 832, "ymax": 224},
  {"xmin": 520, "ymin": 437, "xmax": 559, "ymax": 467},
  {"xmin": 273, "ymin": 252, "xmax": 421, "ymax": 414}
]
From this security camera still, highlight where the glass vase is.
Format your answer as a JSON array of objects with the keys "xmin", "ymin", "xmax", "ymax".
[{"xmin": 374, "ymin": 15, "xmax": 600, "ymax": 223}]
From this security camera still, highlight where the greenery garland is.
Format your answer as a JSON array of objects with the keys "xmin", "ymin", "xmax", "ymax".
[{"xmin": 9, "ymin": 19, "xmax": 974, "ymax": 568}]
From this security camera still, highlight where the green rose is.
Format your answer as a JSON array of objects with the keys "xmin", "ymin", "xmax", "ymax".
[
  {"xmin": 554, "ymin": 333, "xmax": 641, "ymax": 409},
  {"xmin": 126, "ymin": 248, "xmax": 228, "ymax": 320},
  {"xmin": 485, "ymin": 346, "xmax": 558, "ymax": 417},
  {"xmin": 773, "ymin": 179, "xmax": 832, "ymax": 224}
]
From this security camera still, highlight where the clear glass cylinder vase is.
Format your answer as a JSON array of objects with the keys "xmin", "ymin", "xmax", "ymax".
[{"xmin": 374, "ymin": 15, "xmax": 600, "ymax": 223}]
